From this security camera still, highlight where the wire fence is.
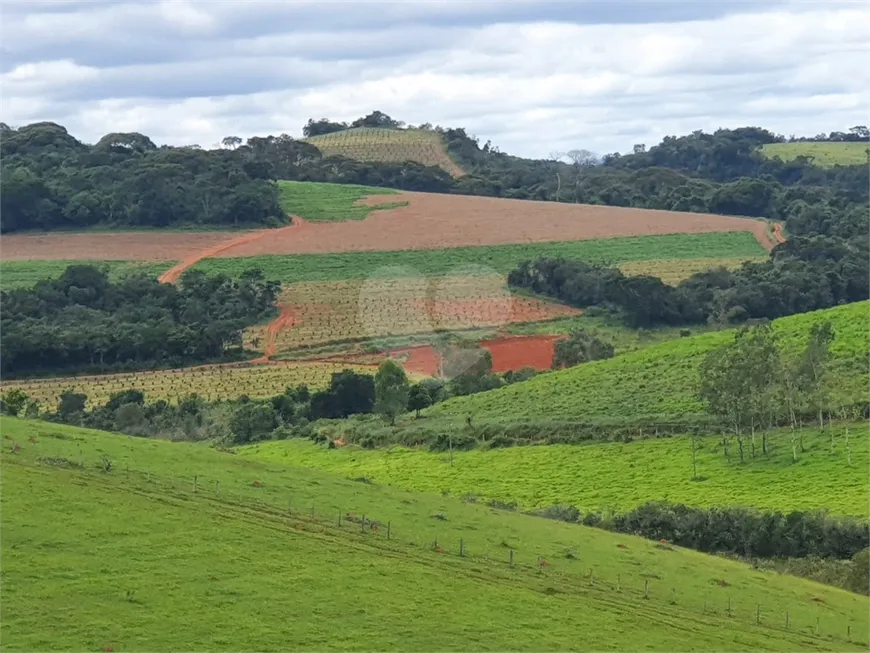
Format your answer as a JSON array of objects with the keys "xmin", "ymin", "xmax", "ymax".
[{"xmin": 7, "ymin": 444, "xmax": 869, "ymax": 649}]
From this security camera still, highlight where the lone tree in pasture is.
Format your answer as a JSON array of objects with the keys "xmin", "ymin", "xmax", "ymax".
[
  {"xmin": 407, "ymin": 383, "xmax": 432, "ymax": 419},
  {"xmin": 374, "ymin": 359, "xmax": 410, "ymax": 426},
  {"xmin": 0, "ymin": 389, "xmax": 29, "ymax": 416}
]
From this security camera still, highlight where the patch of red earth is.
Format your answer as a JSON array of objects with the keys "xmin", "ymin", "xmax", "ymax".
[
  {"xmin": 480, "ymin": 334, "xmax": 563, "ymax": 373},
  {"xmin": 252, "ymin": 305, "xmax": 301, "ymax": 363},
  {"xmin": 318, "ymin": 334, "xmax": 565, "ymax": 377}
]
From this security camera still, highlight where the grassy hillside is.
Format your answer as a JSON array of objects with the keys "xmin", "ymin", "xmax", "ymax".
[
  {"xmin": 243, "ymin": 423, "xmax": 868, "ymax": 517},
  {"xmin": 426, "ymin": 302, "xmax": 869, "ymax": 425},
  {"xmin": 277, "ymin": 180, "xmax": 407, "ymax": 221},
  {"xmin": 305, "ymin": 127, "xmax": 465, "ymax": 177},
  {"xmin": 194, "ymin": 231, "xmax": 767, "ymax": 283},
  {"xmin": 0, "ymin": 260, "xmax": 173, "ymax": 291},
  {"xmin": 760, "ymin": 142, "xmax": 869, "ymax": 167},
  {"xmin": 2, "ymin": 417, "xmax": 868, "ymax": 651}
]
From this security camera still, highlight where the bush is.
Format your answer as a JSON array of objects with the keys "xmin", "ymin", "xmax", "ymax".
[{"xmin": 533, "ymin": 504, "xmax": 581, "ymax": 523}]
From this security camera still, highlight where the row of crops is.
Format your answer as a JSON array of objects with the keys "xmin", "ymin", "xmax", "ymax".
[
  {"xmin": 243, "ymin": 276, "xmax": 579, "ymax": 353},
  {"xmin": 305, "ymin": 128, "xmax": 465, "ymax": 177},
  {"xmin": 0, "ymin": 362, "xmax": 380, "ymax": 409},
  {"xmin": 617, "ymin": 257, "xmax": 767, "ymax": 285}
]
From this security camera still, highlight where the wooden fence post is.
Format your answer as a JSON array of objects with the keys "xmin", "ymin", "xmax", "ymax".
[
  {"xmin": 727, "ymin": 596, "xmax": 732, "ymax": 617},
  {"xmin": 616, "ymin": 574, "xmax": 621, "ymax": 591},
  {"xmin": 643, "ymin": 579, "xmax": 649, "ymax": 599},
  {"xmin": 338, "ymin": 510, "xmax": 342, "ymax": 527},
  {"xmin": 361, "ymin": 515, "xmax": 366, "ymax": 533},
  {"xmin": 215, "ymin": 480, "xmax": 220, "ymax": 497},
  {"xmin": 193, "ymin": 475, "xmax": 198, "ymax": 492},
  {"xmin": 509, "ymin": 549, "xmax": 514, "ymax": 568},
  {"xmin": 387, "ymin": 521, "xmax": 391, "ymax": 540},
  {"xmin": 459, "ymin": 538, "xmax": 464, "ymax": 557},
  {"xmin": 785, "ymin": 610, "xmax": 789, "ymax": 629},
  {"xmin": 755, "ymin": 604, "xmax": 760, "ymax": 625}
]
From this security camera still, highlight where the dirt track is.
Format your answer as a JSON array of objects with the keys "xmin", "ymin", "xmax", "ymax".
[{"xmin": 1, "ymin": 192, "xmax": 779, "ymax": 261}]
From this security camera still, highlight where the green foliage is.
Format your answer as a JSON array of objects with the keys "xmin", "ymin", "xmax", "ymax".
[
  {"xmin": 374, "ymin": 359, "xmax": 409, "ymax": 425},
  {"xmin": 1, "ymin": 265, "xmax": 279, "ymax": 376},
  {"xmin": 275, "ymin": 180, "xmax": 404, "ymax": 222},
  {"xmin": 426, "ymin": 302, "xmax": 869, "ymax": 426},
  {"xmin": 246, "ymin": 422, "xmax": 870, "ymax": 518},
  {"xmin": 849, "ymin": 549, "xmax": 870, "ymax": 594},
  {"xmin": 0, "ymin": 123, "xmax": 284, "ymax": 232},
  {"xmin": 193, "ymin": 231, "xmax": 768, "ymax": 282},
  {"xmin": 407, "ymin": 384, "xmax": 433, "ymax": 418},
  {"xmin": 1, "ymin": 389, "xmax": 29, "ymax": 416},
  {"xmin": 308, "ymin": 369, "xmax": 376, "ymax": 420},
  {"xmin": 229, "ymin": 403, "xmax": 278, "ymax": 444},
  {"xmin": 552, "ymin": 328, "xmax": 615, "ymax": 369},
  {"xmin": 4, "ymin": 416, "xmax": 868, "ymax": 651}
]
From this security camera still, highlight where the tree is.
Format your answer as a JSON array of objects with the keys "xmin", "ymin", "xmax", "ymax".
[
  {"xmin": 221, "ymin": 136, "xmax": 242, "ymax": 149},
  {"xmin": 742, "ymin": 324, "xmax": 781, "ymax": 456},
  {"xmin": 229, "ymin": 402, "xmax": 277, "ymax": 443},
  {"xmin": 799, "ymin": 321, "xmax": 835, "ymax": 429},
  {"xmin": 374, "ymin": 359, "xmax": 409, "ymax": 425},
  {"xmin": 1, "ymin": 389, "xmax": 29, "ymax": 416},
  {"xmin": 552, "ymin": 329, "xmax": 615, "ymax": 369},
  {"xmin": 57, "ymin": 391, "xmax": 88, "ymax": 421},
  {"xmin": 699, "ymin": 332, "xmax": 752, "ymax": 462},
  {"xmin": 407, "ymin": 384, "xmax": 432, "ymax": 418}
]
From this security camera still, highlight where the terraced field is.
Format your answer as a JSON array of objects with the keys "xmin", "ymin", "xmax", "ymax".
[
  {"xmin": 305, "ymin": 127, "xmax": 465, "ymax": 177},
  {"xmin": 426, "ymin": 302, "xmax": 870, "ymax": 425},
  {"xmin": 761, "ymin": 142, "xmax": 869, "ymax": 167},
  {"xmin": 0, "ymin": 361, "xmax": 379, "ymax": 409},
  {"xmin": 3, "ymin": 417, "xmax": 867, "ymax": 651}
]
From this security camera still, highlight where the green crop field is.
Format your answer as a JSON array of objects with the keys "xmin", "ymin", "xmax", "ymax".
[
  {"xmin": 0, "ymin": 260, "xmax": 173, "ymax": 291},
  {"xmin": 277, "ymin": 180, "xmax": 407, "ymax": 222},
  {"xmin": 424, "ymin": 302, "xmax": 869, "ymax": 425},
  {"xmin": 305, "ymin": 127, "xmax": 465, "ymax": 177},
  {"xmin": 244, "ymin": 423, "xmax": 869, "ymax": 517},
  {"xmin": 195, "ymin": 231, "xmax": 768, "ymax": 283},
  {"xmin": 2, "ymin": 417, "xmax": 867, "ymax": 651},
  {"xmin": 760, "ymin": 142, "xmax": 869, "ymax": 167}
]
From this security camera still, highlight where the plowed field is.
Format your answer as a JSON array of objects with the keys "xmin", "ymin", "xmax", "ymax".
[
  {"xmin": 0, "ymin": 191, "xmax": 778, "ymax": 261},
  {"xmin": 244, "ymin": 276, "xmax": 579, "ymax": 355}
]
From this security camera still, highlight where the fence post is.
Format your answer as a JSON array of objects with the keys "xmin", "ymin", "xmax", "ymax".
[
  {"xmin": 643, "ymin": 579, "xmax": 649, "ymax": 599},
  {"xmin": 727, "ymin": 596, "xmax": 732, "ymax": 617},
  {"xmin": 755, "ymin": 604, "xmax": 760, "ymax": 625},
  {"xmin": 589, "ymin": 568, "xmax": 595, "ymax": 586},
  {"xmin": 215, "ymin": 480, "xmax": 220, "ymax": 497},
  {"xmin": 338, "ymin": 510, "xmax": 342, "ymax": 527},
  {"xmin": 387, "ymin": 521, "xmax": 391, "ymax": 540},
  {"xmin": 287, "ymin": 496, "xmax": 291, "ymax": 514},
  {"xmin": 785, "ymin": 610, "xmax": 789, "ymax": 629},
  {"xmin": 459, "ymin": 538, "xmax": 464, "ymax": 557},
  {"xmin": 616, "ymin": 574, "xmax": 621, "ymax": 591},
  {"xmin": 434, "ymin": 537, "xmax": 438, "ymax": 550},
  {"xmin": 847, "ymin": 624, "xmax": 851, "ymax": 641},
  {"xmin": 816, "ymin": 617, "xmax": 820, "ymax": 636},
  {"xmin": 193, "ymin": 475, "xmax": 198, "ymax": 492},
  {"xmin": 361, "ymin": 515, "xmax": 366, "ymax": 533},
  {"xmin": 670, "ymin": 588, "xmax": 676, "ymax": 605},
  {"xmin": 509, "ymin": 549, "xmax": 514, "ymax": 568},
  {"xmin": 311, "ymin": 504, "xmax": 316, "ymax": 519}
]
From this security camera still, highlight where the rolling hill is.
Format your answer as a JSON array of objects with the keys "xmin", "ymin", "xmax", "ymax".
[
  {"xmin": 305, "ymin": 127, "xmax": 465, "ymax": 177},
  {"xmin": 2, "ymin": 417, "xmax": 868, "ymax": 651},
  {"xmin": 424, "ymin": 302, "xmax": 869, "ymax": 425}
]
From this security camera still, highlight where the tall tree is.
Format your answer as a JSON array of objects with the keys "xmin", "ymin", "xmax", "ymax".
[
  {"xmin": 374, "ymin": 359, "xmax": 410, "ymax": 426},
  {"xmin": 799, "ymin": 321, "xmax": 835, "ymax": 429}
]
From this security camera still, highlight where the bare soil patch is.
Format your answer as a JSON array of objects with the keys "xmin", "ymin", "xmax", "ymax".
[
  {"xmin": 213, "ymin": 192, "xmax": 777, "ymax": 257},
  {"xmin": 1, "ymin": 230, "xmax": 245, "ymax": 262}
]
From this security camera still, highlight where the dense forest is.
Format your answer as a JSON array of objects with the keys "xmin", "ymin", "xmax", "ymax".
[
  {"xmin": 0, "ymin": 265, "xmax": 279, "ymax": 376},
  {"xmin": 2, "ymin": 114, "xmax": 866, "ymax": 233}
]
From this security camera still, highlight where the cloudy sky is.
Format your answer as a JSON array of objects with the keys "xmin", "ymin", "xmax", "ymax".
[{"xmin": 1, "ymin": 0, "xmax": 868, "ymax": 158}]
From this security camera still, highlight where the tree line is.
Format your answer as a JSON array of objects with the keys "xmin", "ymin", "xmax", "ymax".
[
  {"xmin": 3, "ymin": 116, "xmax": 866, "ymax": 234},
  {"xmin": 0, "ymin": 265, "xmax": 279, "ymax": 377},
  {"xmin": 507, "ymin": 236, "xmax": 868, "ymax": 329}
]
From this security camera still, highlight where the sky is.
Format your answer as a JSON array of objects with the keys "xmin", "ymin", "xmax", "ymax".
[{"xmin": 1, "ymin": 0, "xmax": 868, "ymax": 158}]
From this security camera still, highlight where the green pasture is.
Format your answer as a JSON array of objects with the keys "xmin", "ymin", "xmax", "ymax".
[
  {"xmin": 1, "ymin": 417, "xmax": 867, "ymax": 651},
  {"xmin": 760, "ymin": 142, "xmax": 869, "ymax": 167},
  {"xmin": 244, "ymin": 423, "xmax": 869, "ymax": 517},
  {"xmin": 426, "ymin": 302, "xmax": 869, "ymax": 424},
  {"xmin": 277, "ymin": 180, "xmax": 406, "ymax": 221},
  {"xmin": 194, "ymin": 231, "xmax": 768, "ymax": 283},
  {"xmin": 0, "ymin": 260, "xmax": 173, "ymax": 291}
]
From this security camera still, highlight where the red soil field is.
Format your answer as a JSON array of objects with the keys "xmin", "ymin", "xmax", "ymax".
[
  {"xmin": 0, "ymin": 192, "xmax": 778, "ymax": 261},
  {"xmin": 320, "ymin": 334, "xmax": 565, "ymax": 377}
]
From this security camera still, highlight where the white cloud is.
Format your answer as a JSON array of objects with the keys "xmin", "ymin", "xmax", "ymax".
[{"xmin": 1, "ymin": 2, "xmax": 868, "ymax": 157}]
